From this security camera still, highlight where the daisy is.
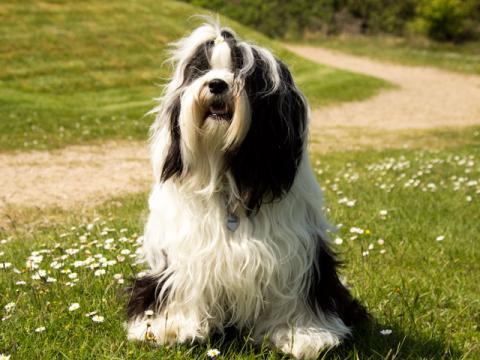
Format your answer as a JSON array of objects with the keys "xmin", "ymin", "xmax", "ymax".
[
  {"xmin": 68, "ymin": 303, "xmax": 80, "ymax": 312},
  {"xmin": 4, "ymin": 303, "xmax": 15, "ymax": 312},
  {"xmin": 91, "ymin": 315, "xmax": 104, "ymax": 323},
  {"xmin": 94, "ymin": 269, "xmax": 106, "ymax": 276},
  {"xmin": 350, "ymin": 227, "xmax": 364, "ymax": 234},
  {"xmin": 206, "ymin": 349, "xmax": 221, "ymax": 358},
  {"xmin": 35, "ymin": 326, "xmax": 46, "ymax": 333},
  {"xmin": 0, "ymin": 262, "xmax": 12, "ymax": 269},
  {"xmin": 380, "ymin": 329, "xmax": 392, "ymax": 335}
]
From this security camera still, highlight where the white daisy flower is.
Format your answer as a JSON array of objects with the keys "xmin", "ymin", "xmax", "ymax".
[
  {"xmin": 380, "ymin": 329, "xmax": 392, "ymax": 335},
  {"xmin": 4, "ymin": 302, "xmax": 16, "ymax": 312},
  {"xmin": 206, "ymin": 349, "xmax": 221, "ymax": 358},
  {"xmin": 436, "ymin": 235, "xmax": 445, "ymax": 242},
  {"xmin": 0, "ymin": 354, "xmax": 11, "ymax": 360},
  {"xmin": 334, "ymin": 238, "xmax": 343, "ymax": 245},
  {"xmin": 35, "ymin": 326, "xmax": 46, "ymax": 333},
  {"xmin": 91, "ymin": 315, "xmax": 104, "ymax": 323},
  {"xmin": 68, "ymin": 303, "xmax": 80, "ymax": 312},
  {"xmin": 94, "ymin": 269, "xmax": 106, "ymax": 276},
  {"xmin": 0, "ymin": 263, "xmax": 12, "ymax": 270},
  {"xmin": 350, "ymin": 227, "xmax": 364, "ymax": 234}
]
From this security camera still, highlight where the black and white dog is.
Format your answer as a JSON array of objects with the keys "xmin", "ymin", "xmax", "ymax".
[{"xmin": 126, "ymin": 21, "xmax": 367, "ymax": 359}]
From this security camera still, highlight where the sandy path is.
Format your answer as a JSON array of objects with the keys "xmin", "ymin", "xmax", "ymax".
[
  {"xmin": 286, "ymin": 44, "xmax": 480, "ymax": 130},
  {"xmin": 2, "ymin": 46, "xmax": 480, "ymax": 213},
  {"xmin": 0, "ymin": 142, "xmax": 150, "ymax": 213}
]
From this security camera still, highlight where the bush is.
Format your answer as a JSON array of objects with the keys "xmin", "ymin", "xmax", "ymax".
[
  {"xmin": 184, "ymin": 0, "xmax": 480, "ymax": 42},
  {"xmin": 415, "ymin": 0, "xmax": 476, "ymax": 42}
]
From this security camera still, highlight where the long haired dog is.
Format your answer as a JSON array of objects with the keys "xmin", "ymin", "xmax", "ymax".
[{"xmin": 126, "ymin": 22, "xmax": 367, "ymax": 359}]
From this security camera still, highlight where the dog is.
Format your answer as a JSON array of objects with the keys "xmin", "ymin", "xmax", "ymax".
[{"xmin": 126, "ymin": 21, "xmax": 367, "ymax": 359}]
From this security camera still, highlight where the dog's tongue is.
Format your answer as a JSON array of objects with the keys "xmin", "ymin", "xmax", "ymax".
[{"xmin": 209, "ymin": 103, "xmax": 228, "ymax": 115}]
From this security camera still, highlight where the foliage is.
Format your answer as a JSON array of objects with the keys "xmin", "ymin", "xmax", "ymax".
[
  {"xmin": 414, "ymin": 0, "xmax": 477, "ymax": 42},
  {"xmin": 184, "ymin": 0, "xmax": 480, "ymax": 42}
]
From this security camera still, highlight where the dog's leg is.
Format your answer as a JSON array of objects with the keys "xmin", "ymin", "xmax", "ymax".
[
  {"xmin": 126, "ymin": 273, "xmax": 210, "ymax": 345},
  {"xmin": 255, "ymin": 303, "xmax": 350, "ymax": 359},
  {"xmin": 127, "ymin": 309, "xmax": 209, "ymax": 345}
]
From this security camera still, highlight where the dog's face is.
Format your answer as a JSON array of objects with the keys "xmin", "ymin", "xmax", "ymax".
[{"xmin": 156, "ymin": 23, "xmax": 308, "ymax": 212}]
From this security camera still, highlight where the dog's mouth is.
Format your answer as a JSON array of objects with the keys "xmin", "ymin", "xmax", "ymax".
[{"xmin": 206, "ymin": 99, "xmax": 233, "ymax": 122}]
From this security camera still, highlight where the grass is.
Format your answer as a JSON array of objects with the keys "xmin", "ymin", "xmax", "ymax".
[
  {"xmin": 309, "ymin": 35, "xmax": 480, "ymax": 75},
  {"xmin": 1, "ymin": 127, "xmax": 479, "ymax": 359},
  {"xmin": 0, "ymin": 0, "xmax": 389, "ymax": 152}
]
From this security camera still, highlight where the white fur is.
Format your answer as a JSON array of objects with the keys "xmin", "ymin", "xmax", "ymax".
[{"xmin": 128, "ymin": 22, "xmax": 351, "ymax": 359}]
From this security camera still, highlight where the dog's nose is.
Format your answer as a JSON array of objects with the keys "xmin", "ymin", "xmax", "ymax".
[{"xmin": 208, "ymin": 79, "xmax": 228, "ymax": 94}]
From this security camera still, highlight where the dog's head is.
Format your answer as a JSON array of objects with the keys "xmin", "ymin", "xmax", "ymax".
[{"xmin": 152, "ymin": 22, "xmax": 308, "ymax": 213}]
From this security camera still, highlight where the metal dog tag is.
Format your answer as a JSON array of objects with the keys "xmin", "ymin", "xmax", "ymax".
[{"xmin": 227, "ymin": 213, "xmax": 239, "ymax": 232}]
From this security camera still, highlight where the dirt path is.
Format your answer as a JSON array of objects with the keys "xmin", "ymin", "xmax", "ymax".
[
  {"xmin": 2, "ymin": 46, "xmax": 480, "ymax": 213},
  {"xmin": 287, "ymin": 44, "xmax": 480, "ymax": 130},
  {"xmin": 0, "ymin": 142, "xmax": 150, "ymax": 213}
]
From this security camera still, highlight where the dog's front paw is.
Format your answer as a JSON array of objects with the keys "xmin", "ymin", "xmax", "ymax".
[
  {"xmin": 269, "ymin": 326, "xmax": 343, "ymax": 360},
  {"xmin": 127, "ymin": 312, "xmax": 208, "ymax": 346}
]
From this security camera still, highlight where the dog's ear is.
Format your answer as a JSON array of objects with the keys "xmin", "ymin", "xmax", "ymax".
[
  {"xmin": 228, "ymin": 50, "xmax": 307, "ymax": 214},
  {"xmin": 160, "ymin": 97, "xmax": 183, "ymax": 182}
]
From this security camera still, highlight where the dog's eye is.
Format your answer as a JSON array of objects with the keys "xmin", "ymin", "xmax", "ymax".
[
  {"xmin": 206, "ymin": 40, "xmax": 214, "ymax": 48},
  {"xmin": 221, "ymin": 30, "xmax": 234, "ymax": 40}
]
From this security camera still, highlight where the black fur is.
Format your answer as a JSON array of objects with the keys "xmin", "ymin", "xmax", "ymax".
[
  {"xmin": 227, "ymin": 48, "xmax": 307, "ymax": 214},
  {"xmin": 182, "ymin": 41, "xmax": 213, "ymax": 85},
  {"xmin": 307, "ymin": 240, "xmax": 369, "ymax": 326},
  {"xmin": 162, "ymin": 35, "xmax": 307, "ymax": 214},
  {"xmin": 161, "ymin": 97, "xmax": 183, "ymax": 182},
  {"xmin": 126, "ymin": 274, "xmax": 170, "ymax": 319}
]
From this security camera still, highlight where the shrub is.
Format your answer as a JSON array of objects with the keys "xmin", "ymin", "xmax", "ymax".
[{"xmin": 415, "ymin": 0, "xmax": 476, "ymax": 42}]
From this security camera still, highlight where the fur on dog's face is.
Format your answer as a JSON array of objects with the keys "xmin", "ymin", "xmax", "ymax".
[{"xmin": 152, "ymin": 23, "xmax": 308, "ymax": 213}]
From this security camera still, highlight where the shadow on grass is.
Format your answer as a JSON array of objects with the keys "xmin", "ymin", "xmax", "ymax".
[
  {"xmin": 320, "ymin": 319, "xmax": 460, "ymax": 359},
  {"xmin": 189, "ymin": 318, "xmax": 460, "ymax": 360}
]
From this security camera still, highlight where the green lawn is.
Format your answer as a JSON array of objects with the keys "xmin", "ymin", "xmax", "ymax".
[
  {"xmin": 1, "ymin": 126, "xmax": 479, "ymax": 359},
  {"xmin": 0, "ymin": 0, "xmax": 389, "ymax": 152},
  {"xmin": 309, "ymin": 35, "xmax": 480, "ymax": 75}
]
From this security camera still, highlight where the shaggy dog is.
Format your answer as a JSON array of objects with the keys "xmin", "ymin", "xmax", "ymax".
[{"xmin": 126, "ymin": 21, "xmax": 367, "ymax": 359}]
